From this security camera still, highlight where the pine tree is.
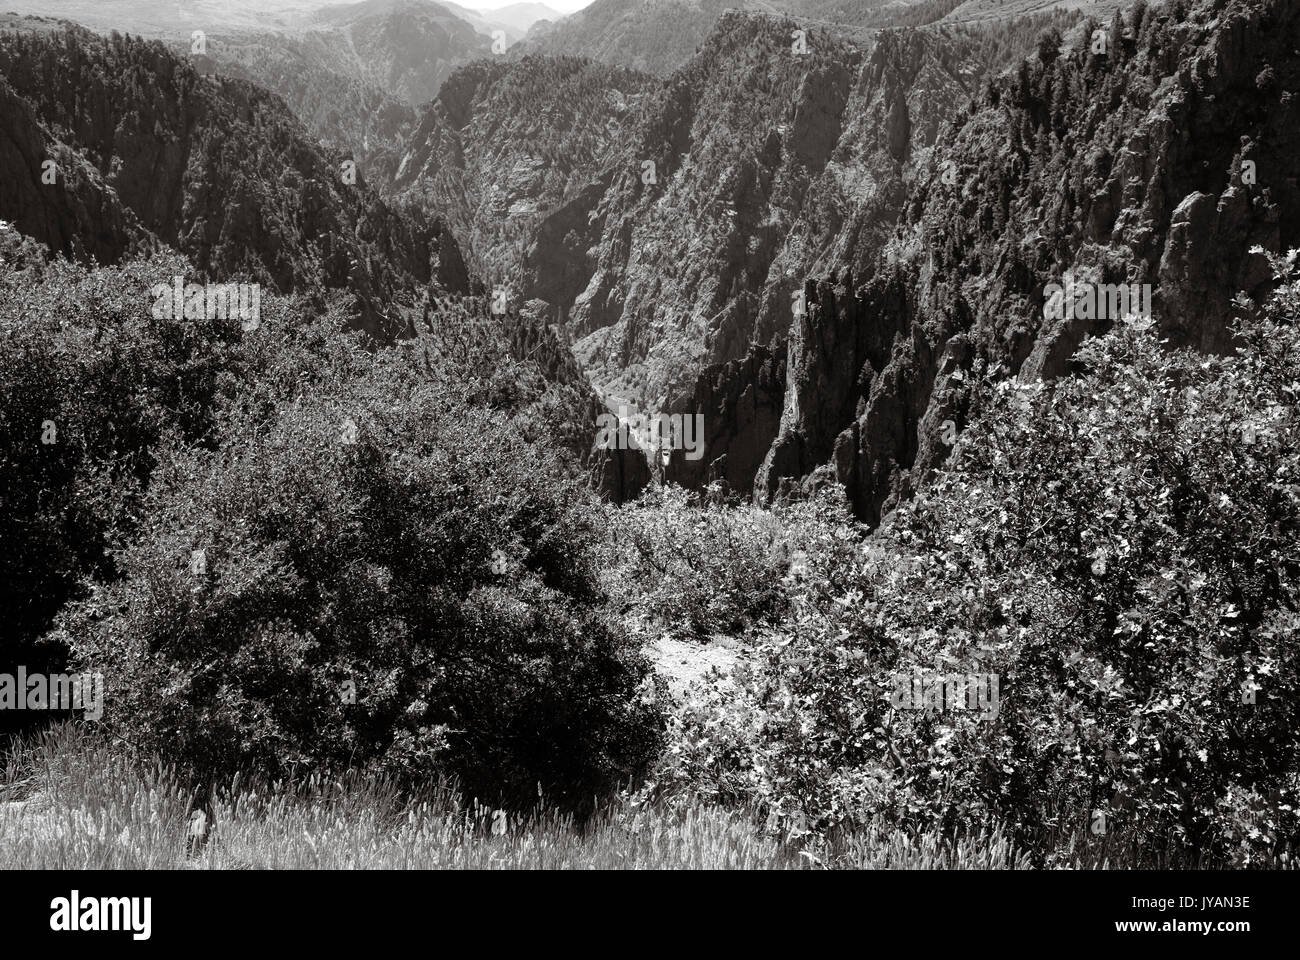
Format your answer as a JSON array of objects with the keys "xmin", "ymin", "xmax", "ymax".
[{"xmin": 1110, "ymin": 8, "xmax": 1128, "ymax": 64}]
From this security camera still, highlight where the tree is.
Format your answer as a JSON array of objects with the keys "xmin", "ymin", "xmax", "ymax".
[{"xmin": 1036, "ymin": 26, "xmax": 1063, "ymax": 66}]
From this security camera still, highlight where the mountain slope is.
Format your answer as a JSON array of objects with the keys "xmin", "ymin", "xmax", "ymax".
[
  {"xmin": 441, "ymin": 1, "xmax": 562, "ymax": 42},
  {"xmin": 305, "ymin": 0, "xmax": 492, "ymax": 104},
  {"xmin": 188, "ymin": 34, "xmax": 421, "ymax": 186},
  {"xmin": 0, "ymin": 24, "xmax": 471, "ymax": 332},
  {"xmin": 551, "ymin": 14, "xmax": 986, "ymax": 411},
  {"xmin": 519, "ymin": 0, "xmax": 780, "ymax": 74},
  {"xmin": 394, "ymin": 55, "xmax": 657, "ymax": 288},
  {"xmin": 515, "ymin": 0, "xmax": 1028, "ymax": 74},
  {"xmin": 4, "ymin": 1, "xmax": 498, "ymax": 194},
  {"xmin": 746, "ymin": 0, "xmax": 1300, "ymax": 521}
]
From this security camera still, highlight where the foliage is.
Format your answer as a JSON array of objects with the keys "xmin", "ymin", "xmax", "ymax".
[
  {"xmin": 604, "ymin": 485, "xmax": 862, "ymax": 641},
  {"xmin": 0, "ymin": 250, "xmax": 240, "ymax": 708},
  {"xmin": 0, "ymin": 247, "xmax": 660, "ymax": 806},
  {"xmin": 651, "ymin": 251, "xmax": 1300, "ymax": 867}
]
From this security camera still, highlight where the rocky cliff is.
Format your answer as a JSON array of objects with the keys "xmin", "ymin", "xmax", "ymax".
[
  {"xmin": 395, "ymin": 55, "xmax": 656, "ymax": 289},
  {"xmin": 0, "ymin": 24, "xmax": 471, "ymax": 334},
  {"xmin": 303, "ymin": 0, "xmax": 492, "ymax": 107},
  {"xmin": 562, "ymin": 16, "xmax": 988, "ymax": 412},
  {"xmin": 757, "ymin": 0, "xmax": 1300, "ymax": 522}
]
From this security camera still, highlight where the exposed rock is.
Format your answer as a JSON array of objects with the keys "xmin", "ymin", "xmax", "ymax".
[
  {"xmin": 0, "ymin": 24, "xmax": 472, "ymax": 336},
  {"xmin": 0, "ymin": 76, "xmax": 152, "ymax": 265},
  {"xmin": 665, "ymin": 341, "xmax": 786, "ymax": 493},
  {"xmin": 759, "ymin": 0, "xmax": 1300, "ymax": 521}
]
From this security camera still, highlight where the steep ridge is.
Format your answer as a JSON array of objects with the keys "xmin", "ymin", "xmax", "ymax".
[
  {"xmin": 0, "ymin": 72, "xmax": 154, "ymax": 265},
  {"xmin": 560, "ymin": 14, "xmax": 985, "ymax": 415},
  {"xmin": 519, "ymin": 0, "xmax": 782, "ymax": 74},
  {"xmin": 4, "ymin": 1, "xmax": 498, "ymax": 192},
  {"xmin": 749, "ymin": 0, "xmax": 1300, "ymax": 522},
  {"xmin": 0, "ymin": 24, "xmax": 471, "ymax": 333},
  {"xmin": 394, "ymin": 55, "xmax": 657, "ymax": 289},
  {"xmin": 441, "ymin": 1, "xmax": 562, "ymax": 43},
  {"xmin": 189, "ymin": 36, "xmax": 421, "ymax": 188},
  {"xmin": 303, "ymin": 0, "xmax": 492, "ymax": 106},
  {"xmin": 416, "ymin": 10, "xmax": 1084, "ymax": 501},
  {"xmin": 515, "ymin": 0, "xmax": 950, "ymax": 74}
]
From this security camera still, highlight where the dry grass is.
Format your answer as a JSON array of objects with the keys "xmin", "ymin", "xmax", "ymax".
[{"xmin": 0, "ymin": 724, "xmax": 1032, "ymax": 870}]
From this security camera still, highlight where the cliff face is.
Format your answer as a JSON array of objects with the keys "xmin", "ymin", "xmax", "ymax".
[
  {"xmin": 0, "ymin": 74, "xmax": 152, "ymax": 265},
  {"xmin": 515, "ymin": 0, "xmax": 948, "ymax": 75},
  {"xmin": 385, "ymin": 10, "xmax": 1099, "ymax": 504},
  {"xmin": 561, "ymin": 15, "xmax": 983, "ymax": 418},
  {"xmin": 517, "ymin": 0, "xmax": 771, "ymax": 75},
  {"xmin": 187, "ymin": 36, "xmax": 423, "ymax": 189},
  {"xmin": 537, "ymin": 16, "xmax": 981, "ymax": 501},
  {"xmin": 758, "ymin": 0, "xmax": 1300, "ymax": 522},
  {"xmin": 664, "ymin": 342, "xmax": 787, "ymax": 494},
  {"xmin": 303, "ymin": 0, "xmax": 492, "ymax": 107},
  {"xmin": 394, "ymin": 56, "xmax": 655, "ymax": 288},
  {"xmin": 0, "ymin": 25, "xmax": 471, "ymax": 333}
]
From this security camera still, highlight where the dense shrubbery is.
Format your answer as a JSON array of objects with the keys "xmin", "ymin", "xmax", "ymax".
[
  {"xmin": 0, "ymin": 246, "xmax": 239, "ymax": 702},
  {"xmin": 57, "ymin": 385, "xmax": 659, "ymax": 807},
  {"xmin": 652, "ymin": 252, "xmax": 1300, "ymax": 866},
  {"xmin": 603, "ymin": 485, "xmax": 863, "ymax": 641},
  {"xmin": 1, "ymin": 247, "xmax": 661, "ymax": 807},
  {"xmin": 6, "ymin": 233, "xmax": 1299, "ymax": 863}
]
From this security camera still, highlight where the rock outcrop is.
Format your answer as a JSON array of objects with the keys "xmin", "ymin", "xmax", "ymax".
[
  {"xmin": 760, "ymin": 0, "xmax": 1300, "ymax": 521},
  {"xmin": 558, "ymin": 15, "xmax": 984, "ymax": 411}
]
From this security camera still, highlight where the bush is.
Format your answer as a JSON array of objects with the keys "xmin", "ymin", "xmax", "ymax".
[
  {"xmin": 0, "ymin": 250, "xmax": 241, "ymax": 722},
  {"xmin": 652, "ymin": 251, "xmax": 1300, "ymax": 866},
  {"xmin": 0, "ymin": 248, "xmax": 372, "ymax": 721},
  {"xmin": 1, "ymin": 245, "xmax": 656, "ymax": 806},
  {"xmin": 55, "ymin": 353, "xmax": 662, "ymax": 809},
  {"xmin": 604, "ymin": 485, "xmax": 862, "ymax": 641}
]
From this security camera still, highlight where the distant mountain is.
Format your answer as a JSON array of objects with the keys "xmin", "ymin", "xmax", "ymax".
[
  {"xmin": 514, "ymin": 0, "xmax": 970, "ymax": 75},
  {"xmin": 4, "ymin": 1, "xmax": 497, "ymax": 109},
  {"xmin": 490, "ymin": 3, "xmax": 564, "ymax": 32},
  {"xmin": 3, "ymin": 1, "xmax": 501, "ymax": 193},
  {"xmin": 0, "ymin": 24, "xmax": 471, "ymax": 334},
  {"xmin": 186, "ymin": 34, "xmax": 422, "ymax": 186},
  {"xmin": 441, "ymin": 1, "xmax": 563, "ymax": 42},
  {"xmin": 303, "ymin": 0, "xmax": 492, "ymax": 105},
  {"xmin": 394, "ymin": 55, "xmax": 656, "ymax": 283},
  {"xmin": 517, "ymin": 0, "xmax": 780, "ymax": 74},
  {"xmin": 0, "ymin": 1, "xmax": 321, "ymax": 36}
]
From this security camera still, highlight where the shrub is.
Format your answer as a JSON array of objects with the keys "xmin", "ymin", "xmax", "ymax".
[
  {"xmin": 0, "ymin": 251, "xmax": 241, "ymax": 719},
  {"xmin": 0, "ymin": 249, "xmax": 372, "ymax": 724},
  {"xmin": 652, "ymin": 251, "xmax": 1300, "ymax": 866},
  {"xmin": 604, "ymin": 484, "xmax": 862, "ymax": 641},
  {"xmin": 56, "ymin": 357, "xmax": 662, "ymax": 809}
]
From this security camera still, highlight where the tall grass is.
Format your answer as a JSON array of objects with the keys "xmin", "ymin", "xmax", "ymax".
[{"xmin": 0, "ymin": 724, "xmax": 1033, "ymax": 869}]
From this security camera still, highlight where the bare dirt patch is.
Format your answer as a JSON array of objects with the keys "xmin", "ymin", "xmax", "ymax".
[{"xmin": 647, "ymin": 634, "xmax": 742, "ymax": 701}]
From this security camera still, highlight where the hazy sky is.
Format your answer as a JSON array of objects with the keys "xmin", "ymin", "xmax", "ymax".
[{"xmin": 458, "ymin": 0, "xmax": 596, "ymax": 12}]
